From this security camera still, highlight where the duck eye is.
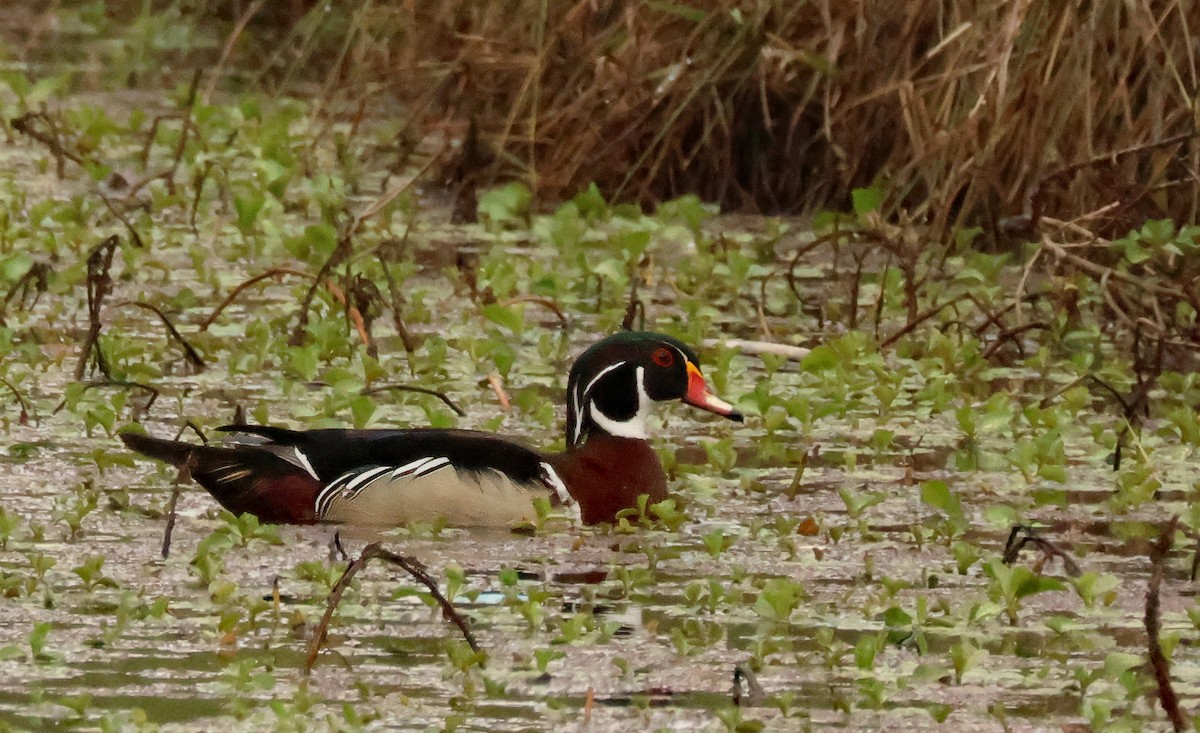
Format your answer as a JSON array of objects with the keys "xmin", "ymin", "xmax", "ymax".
[{"xmin": 651, "ymin": 348, "xmax": 675, "ymax": 368}]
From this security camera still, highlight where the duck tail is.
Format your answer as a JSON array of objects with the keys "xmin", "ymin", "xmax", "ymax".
[
  {"xmin": 119, "ymin": 431, "xmax": 321, "ymax": 524},
  {"xmin": 120, "ymin": 432, "xmax": 197, "ymax": 467}
]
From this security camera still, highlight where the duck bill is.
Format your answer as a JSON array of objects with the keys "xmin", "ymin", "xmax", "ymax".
[{"xmin": 684, "ymin": 362, "xmax": 743, "ymax": 422}]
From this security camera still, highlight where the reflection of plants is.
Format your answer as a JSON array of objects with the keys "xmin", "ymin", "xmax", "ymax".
[
  {"xmin": 949, "ymin": 638, "xmax": 988, "ymax": 684},
  {"xmin": 52, "ymin": 481, "xmax": 99, "ymax": 540},
  {"xmin": 919, "ymin": 480, "xmax": 968, "ymax": 544}
]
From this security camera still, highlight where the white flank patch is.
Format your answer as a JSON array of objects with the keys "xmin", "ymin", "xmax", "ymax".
[{"xmin": 539, "ymin": 462, "xmax": 573, "ymax": 505}]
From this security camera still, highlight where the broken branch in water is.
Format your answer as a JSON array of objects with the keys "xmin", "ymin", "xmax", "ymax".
[
  {"xmin": 199, "ymin": 268, "xmax": 315, "ymax": 331},
  {"xmin": 305, "ymin": 542, "xmax": 478, "ymax": 673},
  {"xmin": 358, "ymin": 383, "xmax": 466, "ymax": 417},
  {"xmin": 703, "ymin": 338, "xmax": 810, "ymax": 361},
  {"xmin": 75, "ymin": 236, "xmax": 120, "ymax": 382},
  {"xmin": 117, "ymin": 301, "xmax": 206, "ymax": 371},
  {"xmin": 1002, "ymin": 525, "xmax": 1083, "ymax": 578},
  {"xmin": 1146, "ymin": 516, "xmax": 1186, "ymax": 733}
]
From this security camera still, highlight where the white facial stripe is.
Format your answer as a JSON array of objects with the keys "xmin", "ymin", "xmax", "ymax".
[
  {"xmin": 293, "ymin": 447, "xmax": 320, "ymax": 480},
  {"xmin": 572, "ymin": 360, "xmax": 627, "ymax": 446},
  {"xmin": 587, "ymin": 365, "xmax": 651, "ymax": 440},
  {"xmin": 582, "ymin": 360, "xmax": 627, "ymax": 398},
  {"xmin": 571, "ymin": 382, "xmax": 584, "ymax": 445}
]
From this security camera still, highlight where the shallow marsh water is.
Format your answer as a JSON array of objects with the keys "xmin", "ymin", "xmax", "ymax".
[{"xmin": 0, "ymin": 71, "xmax": 1197, "ymax": 733}]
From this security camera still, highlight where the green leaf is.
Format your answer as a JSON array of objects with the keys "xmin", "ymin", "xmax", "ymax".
[
  {"xmin": 478, "ymin": 182, "xmax": 532, "ymax": 228},
  {"xmin": 800, "ymin": 345, "xmax": 839, "ymax": 373},
  {"xmin": 854, "ymin": 634, "xmax": 879, "ymax": 669},
  {"xmin": 304, "ymin": 223, "xmax": 339, "ymax": 259},
  {"xmin": 349, "ymin": 395, "xmax": 376, "ymax": 429},
  {"xmin": 851, "ymin": 186, "xmax": 884, "ymax": 216},
  {"xmin": 754, "ymin": 578, "xmax": 803, "ymax": 621},
  {"xmin": 611, "ymin": 228, "xmax": 652, "ymax": 261},
  {"xmin": 919, "ymin": 480, "xmax": 963, "ymax": 520},
  {"xmin": 571, "ymin": 183, "xmax": 608, "ymax": 219},
  {"xmin": 232, "ymin": 184, "xmax": 266, "ymax": 233},
  {"xmin": 0, "ymin": 253, "xmax": 33, "ymax": 282},
  {"xmin": 838, "ymin": 488, "xmax": 885, "ymax": 518},
  {"xmin": 481, "ymin": 303, "xmax": 525, "ymax": 335}
]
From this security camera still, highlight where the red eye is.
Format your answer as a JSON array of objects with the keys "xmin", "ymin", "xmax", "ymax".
[{"xmin": 652, "ymin": 348, "xmax": 674, "ymax": 368}]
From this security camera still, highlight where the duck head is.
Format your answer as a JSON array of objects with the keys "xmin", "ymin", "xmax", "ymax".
[{"xmin": 565, "ymin": 331, "xmax": 743, "ymax": 447}]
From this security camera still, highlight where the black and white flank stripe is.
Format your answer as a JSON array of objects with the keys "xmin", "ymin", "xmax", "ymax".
[{"xmin": 315, "ymin": 456, "xmax": 453, "ymax": 519}]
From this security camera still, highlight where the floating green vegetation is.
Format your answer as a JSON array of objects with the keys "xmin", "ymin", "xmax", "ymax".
[{"xmin": 0, "ymin": 15, "xmax": 1198, "ymax": 733}]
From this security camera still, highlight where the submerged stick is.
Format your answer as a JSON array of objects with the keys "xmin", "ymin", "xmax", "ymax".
[
  {"xmin": 1001, "ymin": 525, "xmax": 1082, "ymax": 578},
  {"xmin": 160, "ymin": 454, "xmax": 196, "ymax": 560},
  {"xmin": 703, "ymin": 338, "xmax": 810, "ymax": 361},
  {"xmin": 304, "ymin": 542, "xmax": 479, "ymax": 673},
  {"xmin": 75, "ymin": 236, "xmax": 120, "ymax": 381},
  {"xmin": 200, "ymin": 268, "xmax": 314, "ymax": 331},
  {"xmin": 1146, "ymin": 516, "xmax": 1186, "ymax": 733},
  {"xmin": 731, "ymin": 664, "xmax": 766, "ymax": 706},
  {"xmin": 118, "ymin": 301, "xmax": 206, "ymax": 371}
]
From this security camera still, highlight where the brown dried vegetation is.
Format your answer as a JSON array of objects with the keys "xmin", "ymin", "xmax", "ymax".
[{"xmin": 219, "ymin": 0, "xmax": 1199, "ymax": 235}]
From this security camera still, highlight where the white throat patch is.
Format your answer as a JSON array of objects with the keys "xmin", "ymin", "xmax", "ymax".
[{"xmin": 588, "ymin": 366, "xmax": 651, "ymax": 440}]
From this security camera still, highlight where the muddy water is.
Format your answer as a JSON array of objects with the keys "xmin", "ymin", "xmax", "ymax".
[{"xmin": 0, "ymin": 88, "xmax": 1196, "ymax": 733}]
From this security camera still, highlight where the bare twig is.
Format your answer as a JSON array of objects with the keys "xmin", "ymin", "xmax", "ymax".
[
  {"xmin": 304, "ymin": 542, "xmax": 479, "ymax": 673},
  {"xmin": 161, "ymin": 453, "xmax": 196, "ymax": 559},
  {"xmin": 378, "ymin": 229, "xmax": 418, "ymax": 357},
  {"xmin": 981, "ymin": 322, "xmax": 1049, "ymax": 360},
  {"xmin": 199, "ymin": 268, "xmax": 314, "ymax": 331},
  {"xmin": 117, "ymin": 301, "xmax": 206, "ymax": 371},
  {"xmin": 0, "ymin": 376, "xmax": 35, "ymax": 425},
  {"xmin": 322, "ymin": 277, "xmax": 374, "ymax": 353},
  {"xmin": 201, "ymin": 0, "xmax": 265, "ymax": 105},
  {"xmin": 54, "ymin": 380, "xmax": 160, "ymax": 417},
  {"xmin": 290, "ymin": 237, "xmax": 351, "ymax": 346},
  {"xmin": 74, "ymin": 236, "xmax": 120, "ymax": 381},
  {"xmin": 500, "ymin": 295, "xmax": 568, "ymax": 329},
  {"xmin": 487, "ymin": 373, "xmax": 510, "ymax": 411},
  {"xmin": 0, "ymin": 261, "xmax": 50, "ymax": 324},
  {"xmin": 621, "ymin": 273, "xmax": 642, "ymax": 331},
  {"xmin": 1146, "ymin": 516, "xmax": 1186, "ymax": 732},
  {"xmin": 350, "ymin": 151, "xmax": 445, "ymax": 234},
  {"xmin": 879, "ymin": 295, "xmax": 971, "ymax": 349},
  {"xmin": 1001, "ymin": 525, "xmax": 1082, "ymax": 578},
  {"xmin": 731, "ymin": 664, "xmax": 766, "ymax": 706},
  {"xmin": 359, "ymin": 384, "xmax": 466, "ymax": 417},
  {"xmin": 11, "ymin": 110, "xmax": 88, "ymax": 175}
]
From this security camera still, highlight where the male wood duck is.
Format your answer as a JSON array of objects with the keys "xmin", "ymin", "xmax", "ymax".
[{"xmin": 120, "ymin": 331, "xmax": 742, "ymax": 527}]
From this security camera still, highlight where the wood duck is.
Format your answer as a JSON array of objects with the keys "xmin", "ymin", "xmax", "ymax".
[{"xmin": 120, "ymin": 331, "xmax": 743, "ymax": 527}]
